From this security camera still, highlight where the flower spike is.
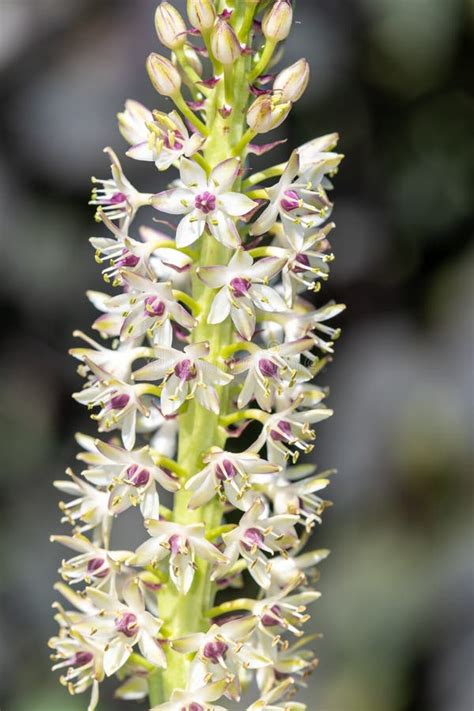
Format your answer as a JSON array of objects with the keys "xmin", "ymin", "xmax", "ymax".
[{"xmin": 50, "ymin": 3, "xmax": 345, "ymax": 709}]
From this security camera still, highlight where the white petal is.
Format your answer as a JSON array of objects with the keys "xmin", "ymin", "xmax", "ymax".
[
  {"xmin": 197, "ymin": 266, "xmax": 228, "ymax": 289},
  {"xmin": 152, "ymin": 188, "xmax": 194, "ymax": 215},
  {"xmin": 208, "ymin": 288, "xmax": 231, "ymax": 324},
  {"xmin": 250, "ymin": 284, "xmax": 287, "ymax": 312},
  {"xmin": 139, "ymin": 632, "xmax": 167, "ymax": 668},
  {"xmin": 208, "ymin": 210, "xmax": 241, "ymax": 248},
  {"xmin": 228, "ymin": 247, "xmax": 253, "ymax": 272},
  {"xmin": 104, "ymin": 641, "xmax": 131, "ymax": 676},
  {"xmin": 126, "ymin": 142, "xmax": 154, "ymax": 162},
  {"xmin": 211, "ymin": 157, "xmax": 240, "ymax": 192},
  {"xmin": 250, "ymin": 202, "xmax": 279, "ymax": 236},
  {"xmin": 176, "ymin": 211, "xmax": 205, "ymax": 247},
  {"xmin": 180, "ymin": 156, "xmax": 207, "ymax": 188},
  {"xmin": 219, "ymin": 191, "xmax": 257, "ymax": 216},
  {"xmin": 231, "ymin": 302, "xmax": 255, "ymax": 340}
]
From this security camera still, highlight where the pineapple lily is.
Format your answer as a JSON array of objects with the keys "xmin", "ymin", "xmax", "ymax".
[{"xmin": 49, "ymin": 1, "xmax": 345, "ymax": 709}]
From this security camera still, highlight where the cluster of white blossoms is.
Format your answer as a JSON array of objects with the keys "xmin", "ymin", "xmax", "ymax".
[{"xmin": 50, "ymin": 1, "xmax": 345, "ymax": 709}]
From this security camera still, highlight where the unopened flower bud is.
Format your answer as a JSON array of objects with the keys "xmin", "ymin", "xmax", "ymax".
[
  {"xmin": 247, "ymin": 93, "xmax": 292, "ymax": 133},
  {"xmin": 155, "ymin": 2, "xmax": 187, "ymax": 50},
  {"xmin": 210, "ymin": 19, "xmax": 241, "ymax": 65},
  {"xmin": 186, "ymin": 0, "xmax": 216, "ymax": 31},
  {"xmin": 173, "ymin": 45, "xmax": 203, "ymax": 77},
  {"xmin": 274, "ymin": 59, "xmax": 310, "ymax": 102},
  {"xmin": 262, "ymin": 0, "xmax": 293, "ymax": 42},
  {"xmin": 146, "ymin": 53, "xmax": 182, "ymax": 96}
]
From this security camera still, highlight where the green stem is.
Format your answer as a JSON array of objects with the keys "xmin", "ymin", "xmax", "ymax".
[
  {"xmin": 149, "ymin": 54, "xmax": 252, "ymax": 704},
  {"xmin": 248, "ymin": 39, "xmax": 277, "ymax": 83},
  {"xmin": 172, "ymin": 93, "xmax": 210, "ymax": 136}
]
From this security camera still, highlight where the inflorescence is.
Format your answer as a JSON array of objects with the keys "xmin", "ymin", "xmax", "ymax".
[{"xmin": 49, "ymin": 2, "xmax": 345, "ymax": 709}]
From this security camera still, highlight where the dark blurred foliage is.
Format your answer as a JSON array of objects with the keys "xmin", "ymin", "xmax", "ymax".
[{"xmin": 0, "ymin": 1, "xmax": 473, "ymax": 709}]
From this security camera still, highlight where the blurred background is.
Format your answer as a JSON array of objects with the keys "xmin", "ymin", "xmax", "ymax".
[{"xmin": 0, "ymin": 0, "xmax": 473, "ymax": 709}]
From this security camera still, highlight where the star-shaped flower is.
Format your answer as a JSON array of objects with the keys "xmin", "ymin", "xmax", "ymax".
[
  {"xmin": 230, "ymin": 338, "xmax": 313, "ymax": 412},
  {"xmin": 126, "ymin": 108, "xmax": 206, "ymax": 171},
  {"xmin": 78, "ymin": 579, "xmax": 166, "ymax": 675},
  {"xmin": 198, "ymin": 249, "xmax": 286, "ymax": 340},
  {"xmin": 216, "ymin": 499, "xmax": 298, "ymax": 589},
  {"xmin": 133, "ymin": 342, "xmax": 233, "ymax": 415},
  {"xmin": 105, "ymin": 271, "xmax": 196, "ymax": 346},
  {"xmin": 185, "ymin": 447, "xmax": 279, "ymax": 510},
  {"xmin": 152, "ymin": 157, "xmax": 257, "ymax": 248},
  {"xmin": 130, "ymin": 521, "xmax": 228, "ymax": 594},
  {"xmin": 90, "ymin": 148, "xmax": 153, "ymax": 229}
]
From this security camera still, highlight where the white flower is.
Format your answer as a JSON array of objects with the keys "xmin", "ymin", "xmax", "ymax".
[
  {"xmin": 49, "ymin": 629, "xmax": 103, "ymax": 711},
  {"xmin": 251, "ymin": 577, "xmax": 321, "ymax": 638},
  {"xmin": 250, "ymin": 149, "xmax": 339, "ymax": 236},
  {"xmin": 256, "ymin": 634, "xmax": 318, "ymax": 696},
  {"xmin": 70, "ymin": 331, "xmax": 150, "ymax": 382},
  {"xmin": 268, "ymin": 550, "xmax": 330, "ymax": 594},
  {"xmin": 50, "ymin": 533, "xmax": 132, "ymax": 589},
  {"xmin": 152, "ymin": 157, "xmax": 257, "ymax": 248},
  {"xmin": 264, "ymin": 464, "xmax": 334, "ymax": 530},
  {"xmin": 90, "ymin": 148, "xmax": 153, "ymax": 228},
  {"xmin": 90, "ymin": 213, "xmax": 192, "ymax": 285},
  {"xmin": 72, "ymin": 359, "xmax": 155, "ymax": 450},
  {"xmin": 173, "ymin": 616, "xmax": 270, "ymax": 700},
  {"xmin": 54, "ymin": 469, "xmax": 112, "ymax": 545},
  {"xmin": 117, "ymin": 99, "xmax": 153, "ymax": 146},
  {"xmin": 198, "ymin": 249, "xmax": 286, "ymax": 340},
  {"xmin": 185, "ymin": 447, "xmax": 279, "ymax": 510},
  {"xmin": 280, "ymin": 300, "xmax": 346, "ymax": 353},
  {"xmin": 272, "ymin": 220, "xmax": 334, "ymax": 306},
  {"xmin": 295, "ymin": 132, "xmax": 341, "ymax": 174},
  {"xmin": 247, "ymin": 678, "xmax": 306, "ymax": 711},
  {"xmin": 78, "ymin": 438, "xmax": 180, "ymax": 520},
  {"xmin": 150, "ymin": 679, "xmax": 230, "ymax": 711},
  {"xmin": 230, "ymin": 339, "xmax": 313, "ymax": 412},
  {"xmin": 106, "ymin": 271, "xmax": 196, "ymax": 346},
  {"xmin": 130, "ymin": 521, "xmax": 228, "ymax": 594},
  {"xmin": 78, "ymin": 579, "xmax": 166, "ymax": 675},
  {"xmin": 217, "ymin": 499, "xmax": 298, "ymax": 589},
  {"xmin": 133, "ymin": 342, "xmax": 233, "ymax": 415},
  {"xmin": 249, "ymin": 397, "xmax": 333, "ymax": 465},
  {"xmin": 127, "ymin": 109, "xmax": 205, "ymax": 171}
]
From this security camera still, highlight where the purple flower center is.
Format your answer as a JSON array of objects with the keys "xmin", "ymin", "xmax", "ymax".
[
  {"xmin": 293, "ymin": 253, "xmax": 310, "ymax": 273},
  {"xmin": 163, "ymin": 131, "xmax": 184, "ymax": 151},
  {"xmin": 194, "ymin": 191, "xmax": 216, "ymax": 214},
  {"xmin": 243, "ymin": 527, "xmax": 264, "ymax": 551},
  {"xmin": 188, "ymin": 704, "xmax": 204, "ymax": 711},
  {"xmin": 115, "ymin": 612, "xmax": 138, "ymax": 638},
  {"xmin": 144, "ymin": 296, "xmax": 166, "ymax": 317},
  {"xmin": 270, "ymin": 419, "xmax": 292, "ymax": 442},
  {"xmin": 258, "ymin": 358, "xmax": 278, "ymax": 378},
  {"xmin": 261, "ymin": 605, "xmax": 282, "ymax": 627},
  {"xmin": 203, "ymin": 639, "xmax": 229, "ymax": 663},
  {"xmin": 70, "ymin": 651, "xmax": 93, "ymax": 667},
  {"xmin": 230, "ymin": 277, "xmax": 251, "ymax": 297},
  {"xmin": 216, "ymin": 458, "xmax": 237, "ymax": 481},
  {"xmin": 169, "ymin": 534, "xmax": 182, "ymax": 555},
  {"xmin": 280, "ymin": 189, "xmax": 300, "ymax": 212},
  {"xmin": 127, "ymin": 464, "xmax": 151, "ymax": 487},
  {"xmin": 87, "ymin": 557, "xmax": 109, "ymax": 578},
  {"xmin": 110, "ymin": 393, "xmax": 130, "ymax": 410},
  {"xmin": 174, "ymin": 358, "xmax": 196, "ymax": 382},
  {"xmin": 107, "ymin": 191, "xmax": 127, "ymax": 205},
  {"xmin": 117, "ymin": 249, "xmax": 140, "ymax": 268}
]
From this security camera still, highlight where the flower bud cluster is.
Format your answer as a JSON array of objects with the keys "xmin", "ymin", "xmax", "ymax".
[{"xmin": 50, "ymin": 2, "xmax": 344, "ymax": 710}]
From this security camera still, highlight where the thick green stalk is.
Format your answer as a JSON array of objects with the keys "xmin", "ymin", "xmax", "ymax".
[{"xmin": 149, "ymin": 51, "xmax": 250, "ymax": 705}]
